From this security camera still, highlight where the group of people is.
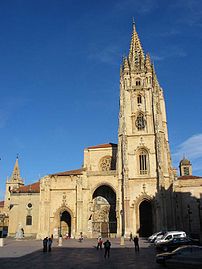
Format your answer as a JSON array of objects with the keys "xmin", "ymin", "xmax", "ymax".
[
  {"xmin": 42, "ymin": 233, "xmax": 139, "ymax": 255},
  {"xmin": 43, "ymin": 237, "xmax": 53, "ymax": 252},
  {"xmin": 97, "ymin": 236, "xmax": 111, "ymax": 258}
]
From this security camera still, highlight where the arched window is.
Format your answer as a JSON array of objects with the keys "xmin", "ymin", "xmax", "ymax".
[
  {"xmin": 138, "ymin": 149, "xmax": 148, "ymax": 175},
  {"xmin": 26, "ymin": 215, "xmax": 32, "ymax": 226},
  {"xmin": 135, "ymin": 113, "xmax": 146, "ymax": 130},
  {"xmin": 137, "ymin": 94, "xmax": 142, "ymax": 104},
  {"xmin": 136, "ymin": 79, "xmax": 141, "ymax": 86}
]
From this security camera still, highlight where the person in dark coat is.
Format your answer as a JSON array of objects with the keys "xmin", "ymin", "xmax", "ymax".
[
  {"xmin": 43, "ymin": 237, "xmax": 48, "ymax": 252},
  {"xmin": 133, "ymin": 235, "xmax": 139, "ymax": 252},
  {"xmin": 103, "ymin": 239, "xmax": 111, "ymax": 258},
  {"xmin": 48, "ymin": 237, "xmax": 53, "ymax": 252}
]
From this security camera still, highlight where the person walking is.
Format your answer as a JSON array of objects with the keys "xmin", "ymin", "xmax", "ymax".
[
  {"xmin": 43, "ymin": 237, "xmax": 48, "ymax": 252},
  {"xmin": 133, "ymin": 235, "xmax": 139, "ymax": 252},
  {"xmin": 79, "ymin": 232, "xmax": 83, "ymax": 242},
  {"xmin": 129, "ymin": 232, "xmax": 133, "ymax": 241},
  {"xmin": 103, "ymin": 239, "xmax": 111, "ymax": 258},
  {"xmin": 48, "ymin": 237, "xmax": 52, "ymax": 252},
  {"xmin": 97, "ymin": 236, "xmax": 103, "ymax": 250}
]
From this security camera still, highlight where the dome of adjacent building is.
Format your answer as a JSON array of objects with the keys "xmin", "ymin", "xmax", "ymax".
[{"xmin": 180, "ymin": 158, "xmax": 191, "ymax": 165}]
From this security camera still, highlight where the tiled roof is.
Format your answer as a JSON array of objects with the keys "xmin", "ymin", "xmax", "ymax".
[
  {"xmin": 87, "ymin": 143, "xmax": 117, "ymax": 149},
  {"xmin": 12, "ymin": 181, "xmax": 40, "ymax": 193},
  {"xmin": 178, "ymin": 175, "xmax": 202, "ymax": 180},
  {"xmin": 51, "ymin": 168, "xmax": 84, "ymax": 176},
  {"xmin": 0, "ymin": 201, "xmax": 4, "ymax": 207}
]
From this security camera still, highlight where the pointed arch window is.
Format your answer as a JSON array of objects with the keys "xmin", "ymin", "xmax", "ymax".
[
  {"xmin": 138, "ymin": 149, "xmax": 148, "ymax": 175},
  {"xmin": 137, "ymin": 94, "xmax": 142, "ymax": 104},
  {"xmin": 136, "ymin": 79, "xmax": 141, "ymax": 86},
  {"xmin": 26, "ymin": 215, "xmax": 32, "ymax": 226},
  {"xmin": 135, "ymin": 113, "xmax": 146, "ymax": 130}
]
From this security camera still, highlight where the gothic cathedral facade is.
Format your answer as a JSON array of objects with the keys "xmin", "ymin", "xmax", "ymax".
[{"xmin": 2, "ymin": 24, "xmax": 202, "ymax": 240}]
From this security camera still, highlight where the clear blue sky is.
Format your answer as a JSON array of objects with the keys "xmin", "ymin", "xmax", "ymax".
[{"xmin": 1, "ymin": 0, "xmax": 202, "ymax": 200}]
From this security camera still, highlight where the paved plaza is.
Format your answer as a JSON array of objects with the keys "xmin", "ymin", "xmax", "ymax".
[{"xmin": 0, "ymin": 237, "xmax": 161, "ymax": 269}]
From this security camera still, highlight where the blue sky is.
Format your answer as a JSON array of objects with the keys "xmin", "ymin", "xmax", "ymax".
[{"xmin": 0, "ymin": 0, "xmax": 202, "ymax": 200}]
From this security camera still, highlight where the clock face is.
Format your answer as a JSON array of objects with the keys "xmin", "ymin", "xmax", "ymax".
[{"xmin": 136, "ymin": 115, "xmax": 146, "ymax": 130}]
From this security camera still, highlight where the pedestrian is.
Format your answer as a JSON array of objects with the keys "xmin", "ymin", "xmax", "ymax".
[
  {"xmin": 43, "ymin": 237, "xmax": 48, "ymax": 252},
  {"xmin": 129, "ymin": 232, "xmax": 133, "ymax": 241},
  {"xmin": 103, "ymin": 239, "xmax": 111, "ymax": 258},
  {"xmin": 48, "ymin": 237, "xmax": 52, "ymax": 252},
  {"xmin": 79, "ymin": 232, "xmax": 83, "ymax": 242},
  {"xmin": 97, "ymin": 236, "xmax": 103, "ymax": 250},
  {"xmin": 133, "ymin": 235, "xmax": 139, "ymax": 252}
]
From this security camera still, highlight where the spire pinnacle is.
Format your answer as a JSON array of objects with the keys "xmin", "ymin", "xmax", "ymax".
[
  {"xmin": 145, "ymin": 53, "xmax": 152, "ymax": 72},
  {"xmin": 10, "ymin": 157, "xmax": 23, "ymax": 183},
  {"xmin": 132, "ymin": 17, "xmax": 136, "ymax": 31},
  {"xmin": 128, "ymin": 22, "xmax": 144, "ymax": 70}
]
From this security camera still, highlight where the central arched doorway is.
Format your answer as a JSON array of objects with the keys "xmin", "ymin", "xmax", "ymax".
[
  {"xmin": 60, "ymin": 211, "xmax": 71, "ymax": 238},
  {"xmin": 139, "ymin": 200, "xmax": 153, "ymax": 237},
  {"xmin": 92, "ymin": 185, "xmax": 117, "ymax": 238}
]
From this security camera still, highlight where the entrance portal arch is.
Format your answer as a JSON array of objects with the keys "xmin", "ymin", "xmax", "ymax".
[
  {"xmin": 60, "ymin": 210, "xmax": 71, "ymax": 238},
  {"xmin": 92, "ymin": 185, "xmax": 117, "ymax": 238},
  {"xmin": 139, "ymin": 200, "xmax": 153, "ymax": 237}
]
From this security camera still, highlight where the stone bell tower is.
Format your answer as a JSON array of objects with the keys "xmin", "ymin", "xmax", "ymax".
[{"xmin": 117, "ymin": 23, "xmax": 174, "ymax": 236}]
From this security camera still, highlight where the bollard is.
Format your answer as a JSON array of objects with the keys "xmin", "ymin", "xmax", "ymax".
[
  {"xmin": 58, "ymin": 236, "xmax": 63, "ymax": 247},
  {"xmin": 0, "ymin": 238, "xmax": 4, "ymax": 247}
]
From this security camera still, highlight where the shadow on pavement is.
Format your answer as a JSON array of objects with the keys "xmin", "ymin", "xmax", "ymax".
[{"xmin": 0, "ymin": 246, "xmax": 159, "ymax": 269}]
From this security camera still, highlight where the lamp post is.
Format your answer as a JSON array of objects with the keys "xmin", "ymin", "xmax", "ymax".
[{"xmin": 58, "ymin": 212, "xmax": 63, "ymax": 246}]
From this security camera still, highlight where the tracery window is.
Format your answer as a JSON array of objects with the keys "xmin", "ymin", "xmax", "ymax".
[
  {"xmin": 135, "ymin": 113, "xmax": 146, "ymax": 130},
  {"xmin": 138, "ymin": 149, "xmax": 148, "ymax": 175},
  {"xmin": 26, "ymin": 215, "xmax": 32, "ymax": 226},
  {"xmin": 99, "ymin": 156, "xmax": 114, "ymax": 171},
  {"xmin": 136, "ymin": 79, "xmax": 141, "ymax": 86}
]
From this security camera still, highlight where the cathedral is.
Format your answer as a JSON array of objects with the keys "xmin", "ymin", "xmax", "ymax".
[{"xmin": 1, "ymin": 23, "xmax": 202, "ymax": 240}]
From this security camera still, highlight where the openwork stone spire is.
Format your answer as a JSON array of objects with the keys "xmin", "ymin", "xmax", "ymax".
[{"xmin": 128, "ymin": 22, "xmax": 145, "ymax": 70}]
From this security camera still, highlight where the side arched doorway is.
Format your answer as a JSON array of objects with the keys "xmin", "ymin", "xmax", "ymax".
[
  {"xmin": 60, "ymin": 211, "xmax": 71, "ymax": 238},
  {"xmin": 92, "ymin": 185, "xmax": 117, "ymax": 238},
  {"xmin": 139, "ymin": 200, "xmax": 153, "ymax": 237}
]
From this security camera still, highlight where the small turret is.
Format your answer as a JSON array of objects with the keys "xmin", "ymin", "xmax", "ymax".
[
  {"xmin": 123, "ymin": 57, "xmax": 130, "ymax": 72},
  {"xmin": 10, "ymin": 157, "xmax": 23, "ymax": 183},
  {"xmin": 4, "ymin": 157, "xmax": 24, "ymax": 212},
  {"xmin": 145, "ymin": 53, "xmax": 152, "ymax": 73},
  {"xmin": 152, "ymin": 64, "xmax": 160, "ymax": 89},
  {"xmin": 179, "ymin": 157, "xmax": 192, "ymax": 176}
]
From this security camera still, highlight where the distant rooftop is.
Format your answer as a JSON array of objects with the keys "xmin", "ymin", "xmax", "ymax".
[
  {"xmin": 50, "ymin": 168, "xmax": 84, "ymax": 176},
  {"xmin": 87, "ymin": 143, "xmax": 117, "ymax": 149},
  {"xmin": 12, "ymin": 181, "xmax": 40, "ymax": 193}
]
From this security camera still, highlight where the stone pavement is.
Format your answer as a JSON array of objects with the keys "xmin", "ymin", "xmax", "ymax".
[{"xmin": 0, "ymin": 238, "xmax": 161, "ymax": 269}]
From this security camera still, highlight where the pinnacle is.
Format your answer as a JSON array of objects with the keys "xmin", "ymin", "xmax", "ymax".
[
  {"xmin": 10, "ymin": 157, "xmax": 23, "ymax": 182},
  {"xmin": 128, "ymin": 22, "xmax": 144, "ymax": 69}
]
